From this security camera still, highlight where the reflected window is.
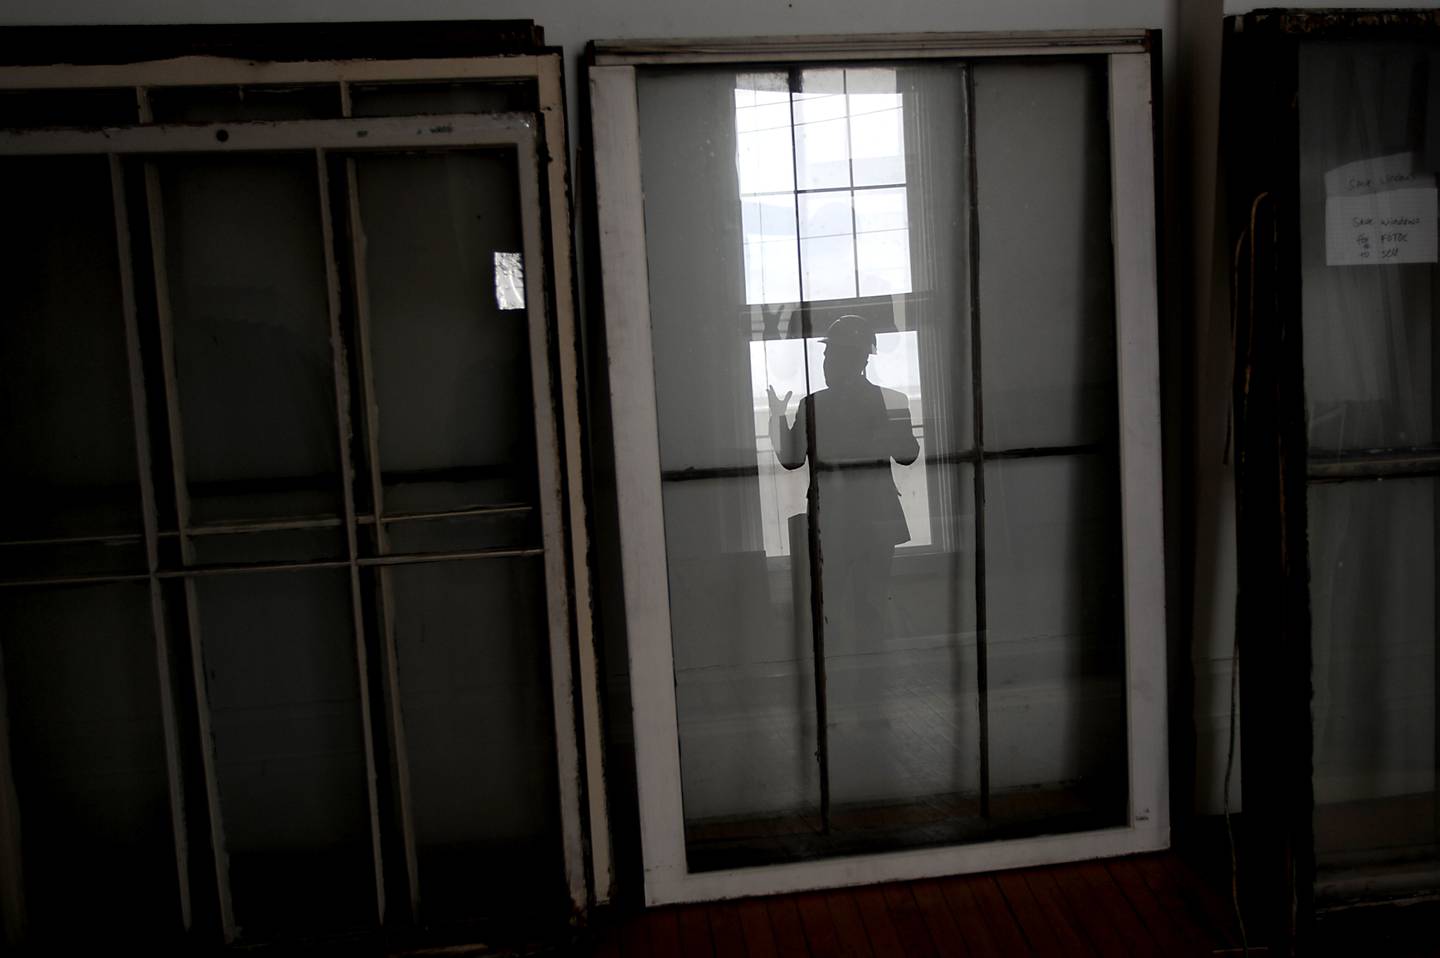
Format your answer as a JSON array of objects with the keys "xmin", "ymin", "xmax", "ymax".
[
  {"xmin": 735, "ymin": 69, "xmax": 913, "ymax": 304},
  {"xmin": 494, "ymin": 250, "xmax": 526, "ymax": 310}
]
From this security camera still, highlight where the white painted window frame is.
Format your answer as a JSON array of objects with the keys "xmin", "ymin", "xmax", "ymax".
[
  {"xmin": 0, "ymin": 51, "xmax": 611, "ymax": 937},
  {"xmin": 589, "ymin": 31, "xmax": 1168, "ymax": 907}
]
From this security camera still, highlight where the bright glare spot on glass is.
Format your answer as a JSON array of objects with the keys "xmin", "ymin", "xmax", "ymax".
[
  {"xmin": 748, "ymin": 331, "xmax": 930, "ymax": 556},
  {"xmin": 736, "ymin": 70, "xmax": 912, "ymax": 305},
  {"xmin": 494, "ymin": 251, "xmax": 525, "ymax": 310}
]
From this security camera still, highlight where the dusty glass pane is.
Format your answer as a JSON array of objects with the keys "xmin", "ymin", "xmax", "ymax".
[
  {"xmin": 822, "ymin": 463, "xmax": 981, "ymax": 834},
  {"xmin": 1299, "ymin": 42, "xmax": 1439, "ymax": 455},
  {"xmin": 974, "ymin": 60, "xmax": 1116, "ymax": 452},
  {"xmin": 385, "ymin": 558, "xmax": 566, "ymax": 924},
  {"xmin": 351, "ymin": 151, "xmax": 540, "ymax": 516},
  {"xmin": 0, "ymin": 156, "xmax": 142, "ymax": 542},
  {"xmin": 193, "ymin": 569, "xmax": 374, "ymax": 939},
  {"xmin": 0, "ymin": 584, "xmax": 177, "ymax": 941},
  {"xmin": 1309, "ymin": 478, "xmax": 1438, "ymax": 888},
  {"xmin": 640, "ymin": 67, "xmax": 819, "ymax": 866},
  {"xmin": 188, "ymin": 526, "xmax": 347, "ymax": 566},
  {"xmin": 156, "ymin": 154, "xmax": 343, "ymax": 528},
  {"xmin": 983, "ymin": 454, "xmax": 1127, "ymax": 833}
]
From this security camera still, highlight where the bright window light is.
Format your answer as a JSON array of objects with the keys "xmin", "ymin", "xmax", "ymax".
[{"xmin": 735, "ymin": 70, "xmax": 913, "ymax": 305}]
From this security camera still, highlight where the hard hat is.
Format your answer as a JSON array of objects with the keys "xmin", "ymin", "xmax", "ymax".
[{"xmin": 820, "ymin": 314, "xmax": 877, "ymax": 354}]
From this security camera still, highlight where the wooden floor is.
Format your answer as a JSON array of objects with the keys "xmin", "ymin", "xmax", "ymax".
[{"xmin": 579, "ymin": 853, "xmax": 1248, "ymax": 957}]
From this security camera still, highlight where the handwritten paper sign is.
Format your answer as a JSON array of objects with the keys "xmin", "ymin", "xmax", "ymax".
[
  {"xmin": 1325, "ymin": 152, "xmax": 1439, "ymax": 266},
  {"xmin": 1325, "ymin": 187, "xmax": 1439, "ymax": 265}
]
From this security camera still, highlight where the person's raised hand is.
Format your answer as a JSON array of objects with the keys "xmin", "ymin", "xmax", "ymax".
[{"xmin": 767, "ymin": 385, "xmax": 793, "ymax": 419}]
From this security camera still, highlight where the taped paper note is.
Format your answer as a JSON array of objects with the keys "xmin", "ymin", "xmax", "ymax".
[
  {"xmin": 1324, "ymin": 151, "xmax": 1433, "ymax": 196},
  {"xmin": 1326, "ymin": 187, "xmax": 1439, "ymax": 266},
  {"xmin": 1325, "ymin": 153, "xmax": 1439, "ymax": 266}
]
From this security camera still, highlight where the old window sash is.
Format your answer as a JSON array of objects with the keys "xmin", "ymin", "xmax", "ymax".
[
  {"xmin": 0, "ymin": 65, "xmax": 604, "ymax": 940},
  {"xmin": 590, "ymin": 32, "xmax": 1167, "ymax": 906}
]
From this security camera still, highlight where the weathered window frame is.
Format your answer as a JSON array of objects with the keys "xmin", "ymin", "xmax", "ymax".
[
  {"xmin": 0, "ymin": 51, "xmax": 608, "ymax": 943},
  {"xmin": 588, "ymin": 30, "xmax": 1168, "ymax": 906},
  {"xmin": 1224, "ymin": 11, "xmax": 1440, "ymax": 945}
]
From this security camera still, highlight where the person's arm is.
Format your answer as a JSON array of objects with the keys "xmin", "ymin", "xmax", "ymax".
[
  {"xmin": 886, "ymin": 393, "xmax": 920, "ymax": 466},
  {"xmin": 768, "ymin": 386, "xmax": 808, "ymax": 470}
]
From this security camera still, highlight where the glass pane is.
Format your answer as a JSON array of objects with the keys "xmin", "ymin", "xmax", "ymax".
[
  {"xmin": 148, "ymin": 84, "xmax": 340, "ymax": 122},
  {"xmin": 1300, "ymin": 42, "xmax": 1438, "ymax": 455},
  {"xmin": 351, "ymin": 151, "xmax": 540, "ymax": 516},
  {"xmin": 636, "ymin": 57, "xmax": 1126, "ymax": 869},
  {"xmin": 156, "ymin": 154, "xmax": 343, "ymax": 529},
  {"xmin": 800, "ymin": 235, "xmax": 857, "ymax": 302},
  {"xmin": 0, "ymin": 538, "xmax": 147, "ymax": 581},
  {"xmin": 823, "ymin": 464, "xmax": 981, "ymax": 842},
  {"xmin": 383, "ymin": 510, "xmax": 537, "ymax": 555},
  {"xmin": 848, "ymin": 68, "xmax": 908, "ymax": 188},
  {"xmin": 1308, "ymin": 478, "xmax": 1437, "ymax": 897},
  {"xmin": 638, "ymin": 62, "xmax": 990, "ymax": 869},
  {"xmin": 0, "ymin": 88, "xmax": 137, "ymax": 128},
  {"xmin": 193, "ymin": 569, "xmax": 374, "ymax": 938},
  {"xmin": 0, "ymin": 584, "xmax": 177, "ymax": 940},
  {"xmin": 984, "ymin": 454, "xmax": 1127, "ymax": 834},
  {"xmin": 974, "ymin": 60, "xmax": 1117, "ymax": 452},
  {"xmin": 189, "ymin": 526, "xmax": 347, "ymax": 566},
  {"xmin": 0, "ymin": 156, "xmax": 142, "ymax": 543},
  {"xmin": 348, "ymin": 80, "xmax": 537, "ymax": 117},
  {"xmin": 385, "ymin": 558, "xmax": 565, "ymax": 924},
  {"xmin": 1298, "ymin": 39, "xmax": 1440, "ymax": 903},
  {"xmin": 639, "ymin": 67, "xmax": 818, "ymax": 867}
]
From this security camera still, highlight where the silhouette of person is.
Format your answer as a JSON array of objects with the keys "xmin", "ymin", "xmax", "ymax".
[{"xmin": 767, "ymin": 315, "xmax": 920, "ymax": 654}]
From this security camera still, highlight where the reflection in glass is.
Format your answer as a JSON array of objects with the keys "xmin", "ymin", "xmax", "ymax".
[
  {"xmin": 750, "ymin": 330, "xmax": 930, "ymax": 556},
  {"xmin": 767, "ymin": 316, "xmax": 919, "ymax": 649},
  {"xmin": 637, "ymin": 57, "xmax": 1124, "ymax": 870},
  {"xmin": 735, "ymin": 69, "xmax": 912, "ymax": 305},
  {"xmin": 352, "ymin": 151, "xmax": 539, "ymax": 517}
]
